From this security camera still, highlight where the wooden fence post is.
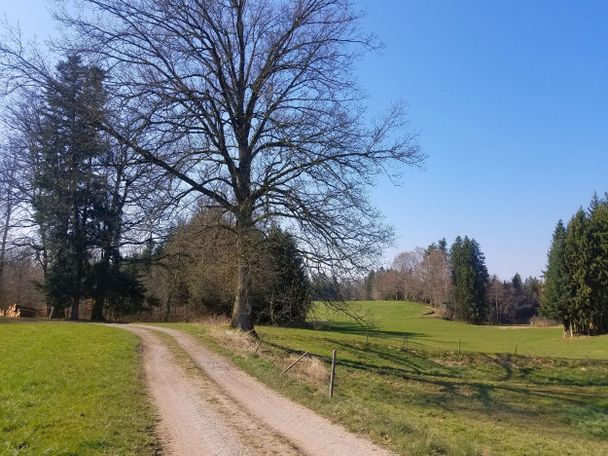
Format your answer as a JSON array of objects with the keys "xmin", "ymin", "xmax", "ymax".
[
  {"xmin": 329, "ymin": 350, "xmax": 337, "ymax": 398},
  {"xmin": 458, "ymin": 339, "xmax": 461, "ymax": 354}
]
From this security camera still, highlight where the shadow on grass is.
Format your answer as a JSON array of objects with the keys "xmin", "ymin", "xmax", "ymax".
[
  {"xmin": 261, "ymin": 334, "xmax": 608, "ymax": 436},
  {"xmin": 307, "ymin": 321, "xmax": 426, "ymax": 340}
]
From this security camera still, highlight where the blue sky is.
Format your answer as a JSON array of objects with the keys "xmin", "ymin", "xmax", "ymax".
[
  {"xmin": 3, "ymin": 0, "xmax": 607, "ymax": 279},
  {"xmin": 356, "ymin": 0, "xmax": 608, "ymax": 279}
]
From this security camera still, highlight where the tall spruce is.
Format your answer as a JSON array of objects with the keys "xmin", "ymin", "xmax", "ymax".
[
  {"xmin": 540, "ymin": 220, "xmax": 568, "ymax": 329},
  {"xmin": 587, "ymin": 198, "xmax": 608, "ymax": 333},
  {"xmin": 562, "ymin": 209, "xmax": 593, "ymax": 335},
  {"xmin": 449, "ymin": 236, "xmax": 489, "ymax": 323},
  {"xmin": 542, "ymin": 196, "xmax": 608, "ymax": 336},
  {"xmin": 31, "ymin": 55, "xmax": 107, "ymax": 319}
]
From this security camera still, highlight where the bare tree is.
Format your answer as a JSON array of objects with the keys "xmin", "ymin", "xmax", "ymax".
[
  {"xmin": 375, "ymin": 268, "xmax": 403, "ymax": 301},
  {"xmin": 0, "ymin": 148, "xmax": 19, "ymax": 305},
  {"xmin": 487, "ymin": 275, "xmax": 509, "ymax": 324},
  {"xmin": 4, "ymin": 0, "xmax": 422, "ymax": 330},
  {"xmin": 418, "ymin": 248, "xmax": 451, "ymax": 308},
  {"xmin": 392, "ymin": 248, "xmax": 424, "ymax": 300}
]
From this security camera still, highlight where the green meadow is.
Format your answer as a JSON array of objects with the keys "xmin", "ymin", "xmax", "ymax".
[
  {"xmin": 307, "ymin": 300, "xmax": 608, "ymax": 359},
  {"xmin": 2, "ymin": 302, "xmax": 607, "ymax": 456},
  {"xmin": 0, "ymin": 322, "xmax": 158, "ymax": 456},
  {"xmin": 170, "ymin": 301, "xmax": 608, "ymax": 455}
]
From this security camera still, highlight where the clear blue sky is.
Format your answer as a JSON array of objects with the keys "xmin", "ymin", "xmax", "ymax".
[
  {"xmin": 357, "ymin": 0, "xmax": 608, "ymax": 279},
  {"xmin": 3, "ymin": 0, "xmax": 607, "ymax": 279}
]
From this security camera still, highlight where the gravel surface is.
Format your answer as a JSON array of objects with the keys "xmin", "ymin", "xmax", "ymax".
[{"xmin": 115, "ymin": 324, "xmax": 394, "ymax": 456}]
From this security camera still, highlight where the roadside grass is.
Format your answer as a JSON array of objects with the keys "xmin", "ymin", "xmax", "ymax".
[
  {"xmin": 0, "ymin": 322, "xmax": 159, "ymax": 456},
  {"xmin": 163, "ymin": 301, "xmax": 608, "ymax": 456}
]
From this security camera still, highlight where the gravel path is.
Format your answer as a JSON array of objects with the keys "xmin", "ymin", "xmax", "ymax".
[{"xmin": 116, "ymin": 324, "xmax": 394, "ymax": 456}]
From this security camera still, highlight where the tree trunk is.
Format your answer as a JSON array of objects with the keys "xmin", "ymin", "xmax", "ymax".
[
  {"xmin": 0, "ymin": 198, "xmax": 13, "ymax": 283},
  {"xmin": 0, "ymin": 172, "xmax": 15, "ymax": 305},
  {"xmin": 70, "ymin": 295, "xmax": 80, "ymax": 320},
  {"xmin": 231, "ymin": 215, "xmax": 254, "ymax": 332},
  {"xmin": 91, "ymin": 257, "xmax": 109, "ymax": 321},
  {"xmin": 91, "ymin": 295, "xmax": 105, "ymax": 321},
  {"xmin": 164, "ymin": 295, "xmax": 171, "ymax": 322}
]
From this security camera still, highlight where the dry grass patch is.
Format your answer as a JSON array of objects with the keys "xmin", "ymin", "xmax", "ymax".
[
  {"xmin": 182, "ymin": 319, "xmax": 331, "ymax": 389},
  {"xmin": 284, "ymin": 353, "xmax": 329, "ymax": 386},
  {"xmin": 206, "ymin": 324, "xmax": 258, "ymax": 354}
]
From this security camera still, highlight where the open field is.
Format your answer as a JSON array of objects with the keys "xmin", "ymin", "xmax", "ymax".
[
  {"xmin": 1, "ymin": 303, "xmax": 607, "ymax": 455},
  {"xmin": 0, "ymin": 321, "xmax": 158, "ymax": 455},
  {"xmin": 166, "ymin": 301, "xmax": 608, "ymax": 455},
  {"xmin": 309, "ymin": 300, "xmax": 608, "ymax": 359}
]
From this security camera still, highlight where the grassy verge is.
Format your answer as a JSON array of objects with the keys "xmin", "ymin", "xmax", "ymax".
[
  {"xmin": 162, "ymin": 303, "xmax": 608, "ymax": 455},
  {"xmin": 0, "ymin": 322, "xmax": 159, "ymax": 456}
]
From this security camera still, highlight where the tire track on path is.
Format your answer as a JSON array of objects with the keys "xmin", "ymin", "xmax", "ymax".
[
  {"xmin": 115, "ymin": 325, "xmax": 302, "ymax": 456},
  {"xmin": 128, "ymin": 324, "xmax": 395, "ymax": 456}
]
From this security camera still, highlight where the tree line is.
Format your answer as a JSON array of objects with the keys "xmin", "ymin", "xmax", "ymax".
[
  {"xmin": 540, "ymin": 193, "xmax": 608, "ymax": 336},
  {"xmin": 325, "ymin": 236, "xmax": 541, "ymax": 325},
  {"xmin": 0, "ymin": 54, "xmax": 317, "ymax": 326}
]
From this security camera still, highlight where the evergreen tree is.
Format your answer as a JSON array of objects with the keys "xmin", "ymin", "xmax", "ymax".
[
  {"xmin": 449, "ymin": 236, "xmax": 489, "ymax": 323},
  {"xmin": 256, "ymin": 227, "xmax": 310, "ymax": 326},
  {"xmin": 540, "ymin": 220, "xmax": 569, "ymax": 329},
  {"xmin": 31, "ymin": 55, "xmax": 108, "ymax": 319},
  {"xmin": 511, "ymin": 273, "xmax": 522, "ymax": 291},
  {"xmin": 543, "ymin": 196, "xmax": 608, "ymax": 336},
  {"xmin": 364, "ymin": 270, "xmax": 376, "ymax": 300},
  {"xmin": 588, "ymin": 191, "xmax": 601, "ymax": 213},
  {"xmin": 438, "ymin": 238, "xmax": 447, "ymax": 252},
  {"xmin": 425, "ymin": 237, "xmax": 448, "ymax": 255},
  {"xmin": 587, "ymin": 199, "xmax": 608, "ymax": 333},
  {"xmin": 563, "ymin": 209, "xmax": 593, "ymax": 335}
]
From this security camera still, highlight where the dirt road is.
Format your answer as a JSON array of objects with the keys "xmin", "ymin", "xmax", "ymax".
[{"xmin": 115, "ymin": 324, "xmax": 394, "ymax": 456}]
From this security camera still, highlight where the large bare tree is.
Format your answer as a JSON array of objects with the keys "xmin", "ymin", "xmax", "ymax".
[
  {"xmin": 56, "ymin": 0, "xmax": 422, "ymax": 330},
  {"xmin": 0, "ymin": 0, "xmax": 423, "ymax": 329}
]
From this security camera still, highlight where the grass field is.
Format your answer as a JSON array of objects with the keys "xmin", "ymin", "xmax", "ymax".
[
  {"xmin": 0, "ymin": 321, "xmax": 158, "ymax": 456},
  {"xmin": 167, "ymin": 301, "xmax": 608, "ymax": 456},
  {"xmin": 309, "ymin": 300, "xmax": 608, "ymax": 359}
]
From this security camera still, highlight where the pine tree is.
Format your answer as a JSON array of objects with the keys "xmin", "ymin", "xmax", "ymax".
[
  {"xmin": 544, "ymin": 196, "xmax": 608, "ymax": 336},
  {"xmin": 449, "ymin": 236, "xmax": 489, "ymax": 323}
]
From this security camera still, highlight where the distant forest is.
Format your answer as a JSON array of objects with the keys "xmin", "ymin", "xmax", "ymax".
[{"xmin": 316, "ymin": 238, "xmax": 541, "ymax": 326}]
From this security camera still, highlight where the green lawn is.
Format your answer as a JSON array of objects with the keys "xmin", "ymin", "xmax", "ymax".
[
  {"xmin": 166, "ymin": 301, "xmax": 608, "ymax": 456},
  {"xmin": 309, "ymin": 300, "xmax": 608, "ymax": 359},
  {"xmin": 0, "ymin": 322, "xmax": 158, "ymax": 456}
]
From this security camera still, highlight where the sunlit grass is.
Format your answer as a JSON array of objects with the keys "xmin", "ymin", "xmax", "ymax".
[
  {"xmin": 307, "ymin": 300, "xmax": 608, "ymax": 359},
  {"xmin": 0, "ymin": 322, "xmax": 159, "ymax": 455},
  {"xmin": 165, "ymin": 301, "xmax": 608, "ymax": 455}
]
